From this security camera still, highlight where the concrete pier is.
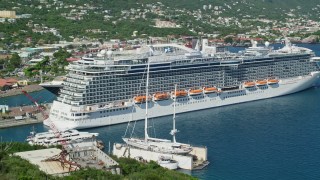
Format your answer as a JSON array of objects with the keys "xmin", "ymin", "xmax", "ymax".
[
  {"xmin": 0, "ymin": 104, "xmax": 51, "ymax": 128},
  {"xmin": 0, "ymin": 84, "xmax": 44, "ymax": 98},
  {"xmin": 113, "ymin": 143, "xmax": 208, "ymax": 170}
]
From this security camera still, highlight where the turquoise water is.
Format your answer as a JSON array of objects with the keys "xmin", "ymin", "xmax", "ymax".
[
  {"xmin": 1, "ymin": 44, "xmax": 320, "ymax": 179},
  {"xmin": 1, "ymin": 88, "xmax": 320, "ymax": 179},
  {"xmin": 0, "ymin": 90, "xmax": 56, "ymax": 107}
]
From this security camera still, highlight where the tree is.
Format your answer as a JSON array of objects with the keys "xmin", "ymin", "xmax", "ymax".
[
  {"xmin": 224, "ymin": 37, "xmax": 234, "ymax": 44},
  {"xmin": 7, "ymin": 53, "xmax": 21, "ymax": 72}
]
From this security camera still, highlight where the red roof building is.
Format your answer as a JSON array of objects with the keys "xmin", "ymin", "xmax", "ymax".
[
  {"xmin": 66, "ymin": 57, "xmax": 81, "ymax": 62},
  {"xmin": 0, "ymin": 78, "xmax": 18, "ymax": 90}
]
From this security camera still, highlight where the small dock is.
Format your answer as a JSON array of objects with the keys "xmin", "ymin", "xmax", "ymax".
[
  {"xmin": 113, "ymin": 143, "xmax": 209, "ymax": 170},
  {"xmin": 0, "ymin": 104, "xmax": 51, "ymax": 128},
  {"xmin": 0, "ymin": 84, "xmax": 44, "ymax": 98},
  {"xmin": 15, "ymin": 141, "xmax": 120, "ymax": 176},
  {"xmin": 192, "ymin": 160, "xmax": 210, "ymax": 170}
]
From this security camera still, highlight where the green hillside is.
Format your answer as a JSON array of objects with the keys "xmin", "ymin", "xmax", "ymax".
[
  {"xmin": 102, "ymin": 0, "xmax": 320, "ymax": 19},
  {"xmin": 0, "ymin": 0, "xmax": 319, "ymax": 44}
]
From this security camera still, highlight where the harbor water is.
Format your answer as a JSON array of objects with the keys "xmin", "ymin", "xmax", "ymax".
[
  {"xmin": 0, "ymin": 90, "xmax": 56, "ymax": 107},
  {"xmin": 1, "ymin": 44, "xmax": 320, "ymax": 179}
]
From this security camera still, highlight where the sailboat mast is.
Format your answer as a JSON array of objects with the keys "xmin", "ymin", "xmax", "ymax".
[
  {"xmin": 145, "ymin": 59, "xmax": 150, "ymax": 141},
  {"xmin": 173, "ymin": 84, "xmax": 177, "ymax": 143}
]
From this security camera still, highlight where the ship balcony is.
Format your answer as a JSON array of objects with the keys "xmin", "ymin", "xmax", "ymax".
[
  {"xmin": 71, "ymin": 101, "xmax": 80, "ymax": 106},
  {"xmin": 60, "ymin": 90, "xmax": 73, "ymax": 96},
  {"xmin": 75, "ymin": 89, "xmax": 85, "ymax": 93},
  {"xmin": 77, "ymin": 85, "xmax": 86, "ymax": 89},
  {"xmin": 84, "ymin": 77, "xmax": 93, "ymax": 81},
  {"xmin": 74, "ymin": 93, "xmax": 83, "ymax": 97},
  {"xmin": 67, "ymin": 79, "xmax": 83, "ymax": 84},
  {"xmin": 80, "ymin": 81, "xmax": 89, "ymax": 85},
  {"xmin": 57, "ymin": 97, "xmax": 71, "ymax": 104},
  {"xmin": 63, "ymin": 86, "xmax": 84, "ymax": 93},
  {"xmin": 67, "ymin": 74, "xmax": 85, "ymax": 80}
]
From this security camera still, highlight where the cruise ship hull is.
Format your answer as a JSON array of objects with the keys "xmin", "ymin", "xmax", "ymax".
[{"xmin": 44, "ymin": 72, "xmax": 320, "ymax": 130}]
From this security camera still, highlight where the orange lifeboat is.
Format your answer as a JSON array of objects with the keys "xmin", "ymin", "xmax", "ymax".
[
  {"xmin": 256, "ymin": 80, "xmax": 267, "ymax": 86},
  {"xmin": 172, "ymin": 90, "xmax": 187, "ymax": 98},
  {"xmin": 203, "ymin": 87, "xmax": 218, "ymax": 94},
  {"xmin": 154, "ymin": 93, "xmax": 170, "ymax": 101},
  {"xmin": 134, "ymin": 96, "xmax": 149, "ymax": 104},
  {"xmin": 268, "ymin": 79, "xmax": 279, "ymax": 85},
  {"xmin": 189, "ymin": 89, "xmax": 203, "ymax": 96},
  {"xmin": 243, "ymin": 81, "xmax": 256, "ymax": 88}
]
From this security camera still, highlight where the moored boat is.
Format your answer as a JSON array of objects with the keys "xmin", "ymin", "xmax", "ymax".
[
  {"xmin": 189, "ymin": 89, "xmax": 203, "ymax": 96},
  {"xmin": 134, "ymin": 96, "xmax": 150, "ymax": 103},
  {"xmin": 26, "ymin": 129, "xmax": 99, "ymax": 146},
  {"xmin": 203, "ymin": 87, "xmax": 218, "ymax": 94},
  {"xmin": 172, "ymin": 90, "xmax": 187, "ymax": 98},
  {"xmin": 256, "ymin": 80, "xmax": 268, "ymax": 86},
  {"xmin": 243, "ymin": 81, "xmax": 256, "ymax": 88},
  {"xmin": 158, "ymin": 156, "xmax": 178, "ymax": 170},
  {"xmin": 268, "ymin": 79, "xmax": 279, "ymax": 85},
  {"xmin": 154, "ymin": 93, "xmax": 170, "ymax": 101}
]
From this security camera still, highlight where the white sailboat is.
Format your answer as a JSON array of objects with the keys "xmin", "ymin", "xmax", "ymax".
[{"xmin": 122, "ymin": 60, "xmax": 192, "ymax": 155}]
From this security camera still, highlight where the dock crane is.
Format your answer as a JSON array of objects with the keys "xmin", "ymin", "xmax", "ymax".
[{"xmin": 22, "ymin": 90, "xmax": 81, "ymax": 171}]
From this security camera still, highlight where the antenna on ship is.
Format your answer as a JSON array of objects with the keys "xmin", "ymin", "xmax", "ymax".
[{"xmin": 170, "ymin": 84, "xmax": 179, "ymax": 143}]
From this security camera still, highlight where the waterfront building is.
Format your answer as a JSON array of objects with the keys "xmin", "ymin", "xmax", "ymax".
[{"xmin": 0, "ymin": 11, "xmax": 16, "ymax": 18}]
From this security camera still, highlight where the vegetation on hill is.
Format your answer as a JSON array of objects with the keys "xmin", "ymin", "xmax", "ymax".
[
  {"xmin": 0, "ymin": 142, "xmax": 196, "ymax": 180},
  {"xmin": 0, "ymin": 0, "xmax": 319, "ymax": 46},
  {"xmin": 23, "ymin": 48, "xmax": 71, "ymax": 78}
]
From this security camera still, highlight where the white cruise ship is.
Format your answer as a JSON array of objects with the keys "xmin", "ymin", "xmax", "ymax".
[{"xmin": 44, "ymin": 40, "xmax": 320, "ymax": 130}]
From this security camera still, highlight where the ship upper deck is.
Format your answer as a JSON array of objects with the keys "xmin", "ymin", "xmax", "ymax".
[{"xmin": 67, "ymin": 43, "xmax": 313, "ymax": 73}]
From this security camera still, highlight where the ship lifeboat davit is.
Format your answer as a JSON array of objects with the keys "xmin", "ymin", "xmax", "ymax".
[
  {"xmin": 256, "ymin": 80, "xmax": 267, "ymax": 86},
  {"xmin": 172, "ymin": 90, "xmax": 187, "ymax": 98},
  {"xmin": 243, "ymin": 81, "xmax": 256, "ymax": 88},
  {"xmin": 154, "ymin": 93, "xmax": 170, "ymax": 101},
  {"xmin": 189, "ymin": 89, "xmax": 203, "ymax": 96},
  {"xmin": 203, "ymin": 87, "xmax": 218, "ymax": 94},
  {"xmin": 134, "ymin": 96, "xmax": 150, "ymax": 104},
  {"xmin": 267, "ymin": 79, "xmax": 279, "ymax": 85}
]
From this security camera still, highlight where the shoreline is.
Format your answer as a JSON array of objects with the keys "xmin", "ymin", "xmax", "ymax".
[
  {"xmin": 0, "ymin": 84, "xmax": 44, "ymax": 98},
  {"xmin": 0, "ymin": 118, "xmax": 43, "ymax": 129},
  {"xmin": 0, "ymin": 104, "xmax": 49, "ymax": 129}
]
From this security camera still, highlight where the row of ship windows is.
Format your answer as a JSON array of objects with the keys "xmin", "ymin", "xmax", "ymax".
[
  {"xmin": 63, "ymin": 74, "xmax": 316, "ymax": 104},
  {"xmin": 75, "ymin": 74, "xmax": 295, "ymax": 90},
  {"xmin": 83, "ymin": 87, "xmax": 264, "ymax": 100},
  {"xmin": 69, "ymin": 60, "xmax": 311, "ymax": 82},
  {"xmin": 80, "ymin": 70, "xmax": 304, "ymax": 89},
  {"xmin": 99, "ymin": 107, "xmax": 130, "ymax": 113},
  {"xmin": 65, "ymin": 87, "xmax": 313, "ymax": 103},
  {"xmin": 66, "ymin": 67, "xmax": 310, "ymax": 87},
  {"xmin": 81, "ymin": 77, "xmax": 271, "ymax": 92},
  {"xmin": 62, "ymin": 87, "xmax": 269, "ymax": 107},
  {"xmin": 63, "ymin": 79, "xmax": 274, "ymax": 100},
  {"xmin": 75, "ymin": 86, "xmax": 268, "ymax": 104},
  {"xmin": 71, "ymin": 69, "xmax": 313, "ymax": 88},
  {"xmin": 76, "ymin": 64, "xmax": 312, "ymax": 81},
  {"xmin": 175, "ymin": 100, "xmax": 208, "ymax": 106}
]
